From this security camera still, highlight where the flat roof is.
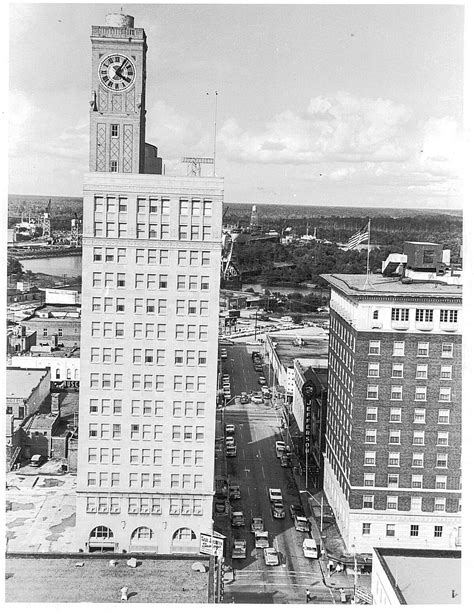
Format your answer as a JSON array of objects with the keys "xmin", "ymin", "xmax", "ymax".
[
  {"xmin": 374, "ymin": 548, "xmax": 461, "ymax": 604},
  {"xmin": 320, "ymin": 273, "xmax": 462, "ymax": 299},
  {"xmin": 6, "ymin": 367, "xmax": 49, "ymax": 400},
  {"xmin": 5, "ymin": 556, "xmax": 209, "ymax": 603},
  {"xmin": 29, "ymin": 413, "xmax": 58, "ymax": 430},
  {"xmin": 267, "ymin": 334, "xmax": 328, "ymax": 369}
]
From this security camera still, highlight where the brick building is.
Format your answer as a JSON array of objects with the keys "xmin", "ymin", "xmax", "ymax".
[
  {"xmin": 21, "ymin": 303, "xmax": 81, "ymax": 348},
  {"xmin": 321, "ymin": 242, "xmax": 462, "ymax": 552}
]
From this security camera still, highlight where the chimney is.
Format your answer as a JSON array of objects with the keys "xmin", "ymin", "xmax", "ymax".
[{"xmin": 51, "ymin": 393, "xmax": 60, "ymax": 416}]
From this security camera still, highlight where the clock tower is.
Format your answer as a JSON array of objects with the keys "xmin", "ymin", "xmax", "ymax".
[{"xmin": 89, "ymin": 13, "xmax": 147, "ymax": 174}]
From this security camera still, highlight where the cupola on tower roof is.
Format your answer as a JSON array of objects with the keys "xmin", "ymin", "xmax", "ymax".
[{"xmin": 105, "ymin": 13, "xmax": 134, "ymax": 28}]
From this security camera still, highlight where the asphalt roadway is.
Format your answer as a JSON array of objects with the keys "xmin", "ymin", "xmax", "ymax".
[{"xmin": 220, "ymin": 343, "xmax": 336, "ymax": 604}]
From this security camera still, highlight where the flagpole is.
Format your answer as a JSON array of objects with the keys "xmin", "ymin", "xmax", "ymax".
[{"xmin": 364, "ymin": 219, "xmax": 371, "ymax": 289}]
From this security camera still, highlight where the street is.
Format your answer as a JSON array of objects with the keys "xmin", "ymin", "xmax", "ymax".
[{"xmin": 219, "ymin": 343, "xmax": 335, "ymax": 604}]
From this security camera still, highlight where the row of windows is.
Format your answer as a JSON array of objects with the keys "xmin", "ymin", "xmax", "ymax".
[
  {"xmin": 90, "ymin": 322, "xmax": 209, "ymax": 340},
  {"xmin": 367, "ymin": 363, "xmax": 453, "ymax": 380},
  {"xmin": 86, "ymin": 495, "xmax": 204, "ymax": 516},
  {"xmin": 94, "ymin": 195, "xmax": 213, "ymax": 216},
  {"xmin": 87, "ymin": 471, "xmax": 204, "ymax": 490},
  {"xmin": 89, "ymin": 374, "xmax": 208, "ymax": 392},
  {"xmin": 331, "ymin": 316, "xmax": 355, "ymax": 351},
  {"xmin": 363, "ymin": 470, "xmax": 452, "ymax": 487},
  {"xmin": 90, "ymin": 348, "xmax": 208, "ymax": 366},
  {"xmin": 364, "ymin": 450, "xmax": 450, "ymax": 468},
  {"xmin": 366, "ymin": 384, "xmax": 452, "ymax": 402},
  {"xmin": 87, "ymin": 447, "xmax": 204, "ymax": 465},
  {"xmin": 390, "ymin": 307, "xmax": 459, "ymax": 323},
  {"xmin": 364, "ymin": 429, "xmax": 451, "ymax": 446},
  {"xmin": 365, "ymin": 407, "xmax": 451, "ymax": 424},
  {"xmin": 88, "ymin": 423, "xmax": 207, "ymax": 441},
  {"xmin": 91, "ymin": 247, "xmax": 212, "ymax": 266},
  {"xmin": 368, "ymin": 340, "xmax": 454, "ymax": 357},
  {"xmin": 89, "ymin": 399, "xmax": 206, "ymax": 417},
  {"xmin": 93, "ymin": 221, "xmax": 212, "ymax": 240},
  {"xmin": 362, "ymin": 522, "xmax": 451, "ymax": 538},
  {"xmin": 360, "ymin": 495, "xmax": 453, "ymax": 512}
]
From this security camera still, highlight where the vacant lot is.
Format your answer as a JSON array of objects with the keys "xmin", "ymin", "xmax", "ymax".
[{"xmin": 6, "ymin": 557, "xmax": 209, "ymax": 603}]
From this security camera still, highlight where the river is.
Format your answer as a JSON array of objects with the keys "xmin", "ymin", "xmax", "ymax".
[
  {"xmin": 18, "ymin": 255, "xmax": 325, "ymax": 297},
  {"xmin": 19, "ymin": 255, "xmax": 83, "ymax": 277}
]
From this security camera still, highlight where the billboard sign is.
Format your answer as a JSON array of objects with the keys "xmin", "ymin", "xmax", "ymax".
[{"xmin": 200, "ymin": 533, "xmax": 225, "ymax": 557}]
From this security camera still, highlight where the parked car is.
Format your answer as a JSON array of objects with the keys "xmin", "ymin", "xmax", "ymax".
[
  {"xmin": 240, "ymin": 392, "xmax": 250, "ymax": 404},
  {"xmin": 231, "ymin": 511, "xmax": 245, "ymax": 527},
  {"xmin": 275, "ymin": 441, "xmax": 286, "ymax": 458},
  {"xmin": 29, "ymin": 454, "xmax": 46, "ymax": 467},
  {"xmin": 289, "ymin": 504, "xmax": 305, "ymax": 520},
  {"xmin": 214, "ymin": 498, "xmax": 227, "ymax": 516},
  {"xmin": 302, "ymin": 538, "xmax": 319, "ymax": 559},
  {"xmin": 258, "ymin": 376, "xmax": 267, "ymax": 385},
  {"xmin": 271, "ymin": 502, "xmax": 286, "ymax": 519},
  {"xmin": 280, "ymin": 453, "xmax": 291, "ymax": 467},
  {"xmin": 252, "ymin": 351, "xmax": 262, "ymax": 360},
  {"xmin": 294, "ymin": 516, "xmax": 311, "ymax": 532},
  {"xmin": 255, "ymin": 531, "xmax": 270, "ymax": 549},
  {"xmin": 264, "ymin": 547, "xmax": 279, "ymax": 566},
  {"xmin": 221, "ymin": 350, "xmax": 228, "ymax": 360},
  {"xmin": 226, "ymin": 445, "xmax": 237, "ymax": 457},
  {"xmin": 251, "ymin": 516, "xmax": 264, "ymax": 533},
  {"xmin": 224, "ymin": 392, "xmax": 231, "ymax": 401},
  {"xmin": 254, "ymin": 364, "xmax": 263, "ymax": 372},
  {"xmin": 229, "ymin": 484, "xmax": 241, "ymax": 500},
  {"xmin": 268, "ymin": 488, "xmax": 283, "ymax": 502},
  {"xmin": 225, "ymin": 436, "xmax": 235, "ymax": 447},
  {"xmin": 251, "ymin": 393, "xmax": 263, "ymax": 404},
  {"xmin": 231, "ymin": 539, "xmax": 247, "ymax": 559},
  {"xmin": 225, "ymin": 424, "xmax": 235, "ymax": 436},
  {"xmin": 262, "ymin": 390, "xmax": 272, "ymax": 399}
]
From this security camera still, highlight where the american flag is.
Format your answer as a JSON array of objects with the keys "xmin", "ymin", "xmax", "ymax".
[{"xmin": 346, "ymin": 222, "xmax": 369, "ymax": 250}]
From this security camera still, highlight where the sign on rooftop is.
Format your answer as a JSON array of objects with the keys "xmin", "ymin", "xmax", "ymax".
[{"xmin": 200, "ymin": 533, "xmax": 225, "ymax": 557}]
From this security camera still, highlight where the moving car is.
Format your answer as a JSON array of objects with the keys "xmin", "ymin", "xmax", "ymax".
[
  {"xmin": 231, "ymin": 539, "xmax": 247, "ymax": 559},
  {"xmin": 264, "ymin": 547, "xmax": 279, "ymax": 566},
  {"xmin": 225, "ymin": 424, "xmax": 235, "ymax": 436},
  {"xmin": 280, "ymin": 453, "xmax": 291, "ymax": 467},
  {"xmin": 255, "ymin": 531, "xmax": 270, "ymax": 549},
  {"xmin": 271, "ymin": 502, "xmax": 286, "ymax": 519},
  {"xmin": 294, "ymin": 516, "xmax": 311, "ymax": 532},
  {"xmin": 231, "ymin": 511, "xmax": 245, "ymax": 527},
  {"xmin": 251, "ymin": 517, "xmax": 264, "ymax": 533},
  {"xmin": 226, "ymin": 445, "xmax": 237, "ymax": 457},
  {"xmin": 240, "ymin": 392, "xmax": 250, "ymax": 404},
  {"xmin": 275, "ymin": 441, "xmax": 286, "ymax": 458},
  {"xmin": 251, "ymin": 393, "xmax": 263, "ymax": 404},
  {"xmin": 290, "ymin": 504, "xmax": 305, "ymax": 520},
  {"xmin": 302, "ymin": 538, "xmax": 319, "ymax": 559},
  {"xmin": 229, "ymin": 484, "xmax": 241, "ymax": 500},
  {"xmin": 268, "ymin": 488, "xmax": 283, "ymax": 503}
]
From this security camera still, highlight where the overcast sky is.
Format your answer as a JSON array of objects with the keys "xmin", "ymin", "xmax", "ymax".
[{"xmin": 8, "ymin": 2, "xmax": 465, "ymax": 210}]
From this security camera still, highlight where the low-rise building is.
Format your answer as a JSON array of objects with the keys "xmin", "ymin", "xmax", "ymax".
[
  {"xmin": 21, "ymin": 303, "xmax": 81, "ymax": 348},
  {"xmin": 371, "ymin": 547, "xmax": 461, "ymax": 604},
  {"xmin": 9, "ymin": 348, "xmax": 80, "ymax": 386}
]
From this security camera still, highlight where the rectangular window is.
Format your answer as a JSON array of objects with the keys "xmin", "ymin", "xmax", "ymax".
[
  {"xmin": 362, "ymin": 523, "xmax": 371, "ymax": 535},
  {"xmin": 365, "ymin": 429, "xmax": 377, "ymax": 444},
  {"xmin": 410, "ymin": 525, "xmax": 419, "ymax": 537},
  {"xmin": 387, "ymin": 474, "xmax": 399, "ymax": 488},
  {"xmin": 202, "ymin": 251, "xmax": 210, "ymax": 265},
  {"xmin": 389, "ymin": 408, "xmax": 401, "ymax": 422},
  {"xmin": 439, "ymin": 387, "xmax": 451, "ymax": 402},
  {"xmin": 411, "ymin": 475, "xmax": 423, "ymax": 489},
  {"xmin": 440, "ymin": 309, "xmax": 458, "ymax": 323},
  {"xmin": 362, "ymin": 495, "xmax": 374, "ymax": 509},
  {"xmin": 416, "ymin": 308, "xmax": 433, "ymax": 322},
  {"xmin": 367, "ymin": 363, "xmax": 379, "ymax": 377},
  {"xmin": 435, "ymin": 475, "xmax": 447, "ymax": 490},
  {"xmin": 365, "ymin": 407, "xmax": 378, "ymax": 422},
  {"xmin": 364, "ymin": 451, "xmax": 376, "ymax": 466},
  {"xmin": 434, "ymin": 526, "xmax": 443, "ymax": 538},
  {"xmin": 417, "ymin": 342, "xmax": 429, "ymax": 356},
  {"xmin": 441, "ymin": 343, "xmax": 453, "ymax": 358},
  {"xmin": 438, "ymin": 409, "xmax": 450, "ymax": 424},
  {"xmin": 416, "ymin": 365, "xmax": 428, "ymax": 379},
  {"xmin": 412, "ymin": 452, "xmax": 424, "ymax": 467},
  {"xmin": 364, "ymin": 473, "xmax": 375, "ymax": 487},
  {"xmin": 437, "ymin": 431, "xmax": 449, "ymax": 446},
  {"xmin": 391, "ymin": 307, "xmax": 409, "ymax": 321},
  {"xmin": 389, "ymin": 430, "xmax": 401, "ymax": 445},
  {"xmin": 367, "ymin": 385, "xmax": 378, "ymax": 400},
  {"xmin": 179, "ymin": 225, "xmax": 188, "ymax": 240},
  {"xmin": 391, "ymin": 363, "xmax": 404, "ymax": 378},
  {"xmin": 434, "ymin": 498, "xmax": 446, "ymax": 512},
  {"xmin": 392, "ymin": 341, "xmax": 405, "ymax": 356},
  {"xmin": 411, "ymin": 497, "xmax": 422, "ymax": 511},
  {"xmin": 387, "ymin": 496, "xmax": 398, "ymax": 510},
  {"xmin": 388, "ymin": 452, "xmax": 400, "ymax": 467},
  {"xmin": 391, "ymin": 385, "xmax": 403, "ymax": 400},
  {"xmin": 201, "ymin": 276, "xmax": 210, "ymax": 290},
  {"xmin": 368, "ymin": 340, "xmax": 380, "ymax": 355},
  {"xmin": 414, "ymin": 408, "xmax": 426, "ymax": 423},
  {"xmin": 415, "ymin": 386, "xmax": 427, "ymax": 401},
  {"xmin": 413, "ymin": 431, "xmax": 425, "ymax": 445},
  {"xmin": 436, "ymin": 453, "xmax": 448, "ymax": 468},
  {"xmin": 440, "ymin": 366, "xmax": 452, "ymax": 380}
]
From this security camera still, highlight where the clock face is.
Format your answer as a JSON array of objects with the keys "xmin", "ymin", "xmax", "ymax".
[{"xmin": 98, "ymin": 54, "xmax": 136, "ymax": 91}]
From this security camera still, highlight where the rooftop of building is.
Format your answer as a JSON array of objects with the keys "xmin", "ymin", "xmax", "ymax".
[
  {"xmin": 267, "ymin": 334, "xmax": 328, "ymax": 369},
  {"xmin": 29, "ymin": 346, "xmax": 81, "ymax": 358},
  {"xmin": 320, "ymin": 273, "xmax": 462, "ymax": 298},
  {"xmin": 23, "ymin": 303, "xmax": 81, "ymax": 321},
  {"xmin": 28, "ymin": 413, "xmax": 60, "ymax": 430},
  {"xmin": 374, "ymin": 548, "xmax": 461, "ymax": 605},
  {"xmin": 6, "ymin": 367, "xmax": 50, "ymax": 400}
]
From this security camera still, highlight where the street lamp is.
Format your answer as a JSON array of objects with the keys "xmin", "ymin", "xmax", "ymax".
[{"xmin": 299, "ymin": 490, "xmax": 324, "ymax": 533}]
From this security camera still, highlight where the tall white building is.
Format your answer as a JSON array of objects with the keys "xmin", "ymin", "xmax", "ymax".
[{"xmin": 76, "ymin": 13, "xmax": 223, "ymax": 553}]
